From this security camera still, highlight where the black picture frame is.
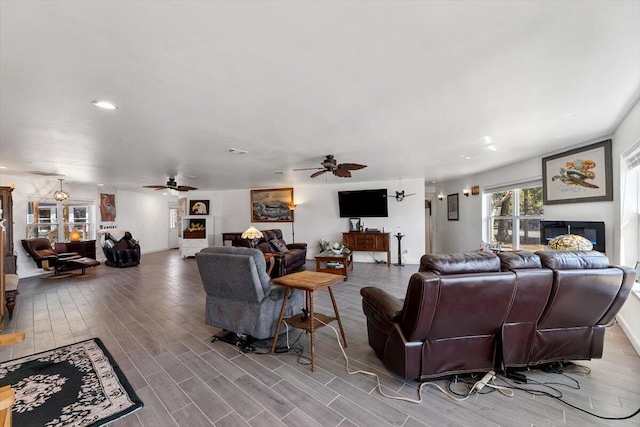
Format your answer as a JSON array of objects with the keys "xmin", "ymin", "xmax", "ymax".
[
  {"xmin": 348, "ymin": 218, "xmax": 361, "ymax": 232},
  {"xmin": 447, "ymin": 193, "xmax": 459, "ymax": 221},
  {"xmin": 542, "ymin": 139, "xmax": 613, "ymax": 205},
  {"xmin": 189, "ymin": 200, "xmax": 210, "ymax": 215}
]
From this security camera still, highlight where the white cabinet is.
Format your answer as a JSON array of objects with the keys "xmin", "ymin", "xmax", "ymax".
[
  {"xmin": 180, "ymin": 238, "xmax": 208, "ymax": 258},
  {"xmin": 179, "ymin": 216, "xmax": 214, "ymax": 258}
]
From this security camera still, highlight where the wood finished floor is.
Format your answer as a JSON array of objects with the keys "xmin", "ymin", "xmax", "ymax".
[{"xmin": 1, "ymin": 250, "xmax": 638, "ymax": 427}]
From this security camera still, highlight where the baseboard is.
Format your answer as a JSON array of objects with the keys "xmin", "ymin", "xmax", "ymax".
[{"xmin": 617, "ymin": 313, "xmax": 640, "ymax": 357}]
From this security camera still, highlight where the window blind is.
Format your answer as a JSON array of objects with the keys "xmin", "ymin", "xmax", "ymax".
[
  {"xmin": 623, "ymin": 140, "xmax": 640, "ymax": 170},
  {"xmin": 484, "ymin": 178, "xmax": 542, "ymax": 194}
]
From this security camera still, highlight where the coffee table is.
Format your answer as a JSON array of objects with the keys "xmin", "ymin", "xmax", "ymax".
[
  {"xmin": 315, "ymin": 251, "xmax": 353, "ymax": 280},
  {"xmin": 270, "ymin": 271, "xmax": 347, "ymax": 371}
]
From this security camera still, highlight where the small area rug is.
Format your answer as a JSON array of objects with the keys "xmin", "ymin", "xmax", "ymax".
[{"xmin": 0, "ymin": 338, "xmax": 143, "ymax": 426}]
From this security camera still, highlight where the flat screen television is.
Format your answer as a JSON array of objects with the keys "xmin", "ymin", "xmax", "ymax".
[
  {"xmin": 539, "ymin": 220, "xmax": 605, "ymax": 253},
  {"xmin": 338, "ymin": 189, "xmax": 388, "ymax": 218}
]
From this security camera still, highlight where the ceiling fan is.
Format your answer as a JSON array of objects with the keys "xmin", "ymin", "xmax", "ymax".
[
  {"xmin": 143, "ymin": 177, "xmax": 198, "ymax": 192},
  {"xmin": 293, "ymin": 154, "xmax": 367, "ymax": 178}
]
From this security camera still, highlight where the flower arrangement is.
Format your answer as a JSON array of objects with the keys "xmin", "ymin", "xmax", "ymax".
[{"xmin": 318, "ymin": 239, "xmax": 350, "ymax": 254}]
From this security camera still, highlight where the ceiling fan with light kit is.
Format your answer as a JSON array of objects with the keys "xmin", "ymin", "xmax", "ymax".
[
  {"xmin": 143, "ymin": 177, "xmax": 198, "ymax": 192},
  {"xmin": 293, "ymin": 154, "xmax": 367, "ymax": 178}
]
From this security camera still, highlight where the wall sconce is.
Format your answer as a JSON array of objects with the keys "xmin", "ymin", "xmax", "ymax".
[
  {"xmin": 463, "ymin": 189, "xmax": 470, "ymax": 197},
  {"xmin": 437, "ymin": 194, "xmax": 444, "ymax": 201}
]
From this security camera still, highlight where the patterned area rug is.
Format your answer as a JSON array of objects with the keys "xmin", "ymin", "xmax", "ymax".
[{"xmin": 0, "ymin": 338, "xmax": 143, "ymax": 426}]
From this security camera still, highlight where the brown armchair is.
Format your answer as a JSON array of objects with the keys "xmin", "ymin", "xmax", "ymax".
[
  {"xmin": 234, "ymin": 229, "xmax": 307, "ymax": 278},
  {"xmin": 21, "ymin": 238, "xmax": 99, "ymax": 276}
]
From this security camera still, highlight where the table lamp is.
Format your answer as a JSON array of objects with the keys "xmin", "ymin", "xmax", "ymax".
[
  {"xmin": 241, "ymin": 225, "xmax": 263, "ymax": 248},
  {"xmin": 70, "ymin": 228, "xmax": 81, "ymax": 242}
]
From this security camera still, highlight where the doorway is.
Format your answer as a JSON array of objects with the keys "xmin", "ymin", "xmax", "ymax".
[{"xmin": 168, "ymin": 202, "xmax": 179, "ymax": 249}]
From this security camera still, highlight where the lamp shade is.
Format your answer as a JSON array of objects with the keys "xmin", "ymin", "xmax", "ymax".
[
  {"xmin": 70, "ymin": 228, "xmax": 81, "ymax": 241},
  {"xmin": 241, "ymin": 225, "xmax": 263, "ymax": 240},
  {"xmin": 548, "ymin": 234, "xmax": 593, "ymax": 251}
]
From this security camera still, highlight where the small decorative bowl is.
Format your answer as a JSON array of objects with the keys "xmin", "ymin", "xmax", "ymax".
[{"xmin": 332, "ymin": 249, "xmax": 342, "ymax": 255}]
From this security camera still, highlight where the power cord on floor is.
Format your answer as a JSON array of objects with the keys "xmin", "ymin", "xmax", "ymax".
[
  {"xmin": 251, "ymin": 321, "xmax": 312, "ymax": 365},
  {"xmin": 315, "ymin": 316, "xmax": 511, "ymax": 403},
  {"xmin": 496, "ymin": 366, "xmax": 640, "ymax": 420}
]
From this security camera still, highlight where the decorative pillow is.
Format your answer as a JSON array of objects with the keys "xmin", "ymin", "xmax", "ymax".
[{"xmin": 270, "ymin": 239, "xmax": 289, "ymax": 253}]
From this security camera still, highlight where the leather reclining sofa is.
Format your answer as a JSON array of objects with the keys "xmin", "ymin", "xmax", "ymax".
[
  {"xmin": 234, "ymin": 229, "xmax": 307, "ymax": 278},
  {"xmin": 360, "ymin": 250, "xmax": 635, "ymax": 380}
]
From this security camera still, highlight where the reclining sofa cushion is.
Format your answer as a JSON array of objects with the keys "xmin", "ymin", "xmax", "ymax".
[
  {"xmin": 529, "ymin": 250, "xmax": 634, "ymax": 365},
  {"xmin": 497, "ymin": 251, "xmax": 553, "ymax": 367}
]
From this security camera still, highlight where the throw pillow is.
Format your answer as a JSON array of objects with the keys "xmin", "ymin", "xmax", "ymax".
[{"xmin": 270, "ymin": 239, "xmax": 289, "ymax": 253}]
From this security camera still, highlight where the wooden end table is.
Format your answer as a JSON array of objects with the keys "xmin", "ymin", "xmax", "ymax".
[
  {"xmin": 315, "ymin": 251, "xmax": 353, "ymax": 280},
  {"xmin": 270, "ymin": 271, "xmax": 347, "ymax": 371}
]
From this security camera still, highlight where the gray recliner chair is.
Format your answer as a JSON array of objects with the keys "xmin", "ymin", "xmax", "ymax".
[{"xmin": 195, "ymin": 246, "xmax": 304, "ymax": 350}]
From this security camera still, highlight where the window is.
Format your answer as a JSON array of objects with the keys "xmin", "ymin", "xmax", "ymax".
[
  {"xmin": 486, "ymin": 183, "xmax": 544, "ymax": 251},
  {"xmin": 621, "ymin": 141, "xmax": 640, "ymax": 293},
  {"xmin": 169, "ymin": 207, "xmax": 178, "ymax": 230},
  {"xmin": 27, "ymin": 201, "xmax": 92, "ymax": 242}
]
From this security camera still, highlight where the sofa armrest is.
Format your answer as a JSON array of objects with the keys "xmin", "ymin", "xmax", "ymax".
[
  {"xmin": 361, "ymin": 286, "xmax": 403, "ymax": 322},
  {"xmin": 287, "ymin": 243, "xmax": 307, "ymax": 250}
]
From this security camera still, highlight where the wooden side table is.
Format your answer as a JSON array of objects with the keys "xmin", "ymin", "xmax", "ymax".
[
  {"xmin": 315, "ymin": 251, "xmax": 353, "ymax": 280},
  {"xmin": 270, "ymin": 271, "xmax": 347, "ymax": 371}
]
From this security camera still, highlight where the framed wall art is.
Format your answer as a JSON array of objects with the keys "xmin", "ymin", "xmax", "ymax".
[
  {"xmin": 542, "ymin": 139, "xmax": 613, "ymax": 205},
  {"xmin": 447, "ymin": 193, "xmax": 459, "ymax": 221},
  {"xmin": 250, "ymin": 188, "xmax": 294, "ymax": 222},
  {"xmin": 189, "ymin": 199, "xmax": 209, "ymax": 215},
  {"xmin": 99, "ymin": 193, "xmax": 116, "ymax": 222}
]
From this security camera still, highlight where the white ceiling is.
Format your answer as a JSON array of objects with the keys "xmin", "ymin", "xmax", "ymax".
[{"xmin": 1, "ymin": 1, "xmax": 639, "ymax": 193}]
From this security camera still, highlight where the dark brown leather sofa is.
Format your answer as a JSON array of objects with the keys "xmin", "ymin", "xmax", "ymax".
[
  {"xmin": 234, "ymin": 229, "xmax": 306, "ymax": 278},
  {"xmin": 361, "ymin": 250, "xmax": 636, "ymax": 380}
]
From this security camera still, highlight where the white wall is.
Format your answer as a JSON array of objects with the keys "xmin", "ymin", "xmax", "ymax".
[
  {"xmin": 216, "ymin": 178, "xmax": 426, "ymax": 265},
  {"xmin": 0, "ymin": 172, "xmax": 177, "ymax": 278},
  {"xmin": 433, "ymin": 136, "xmax": 621, "ymax": 256}
]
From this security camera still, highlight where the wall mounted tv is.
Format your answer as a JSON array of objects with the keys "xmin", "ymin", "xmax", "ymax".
[
  {"xmin": 539, "ymin": 220, "xmax": 605, "ymax": 253},
  {"xmin": 338, "ymin": 189, "xmax": 388, "ymax": 218}
]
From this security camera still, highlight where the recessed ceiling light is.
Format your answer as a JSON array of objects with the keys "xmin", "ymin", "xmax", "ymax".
[
  {"xmin": 92, "ymin": 100, "xmax": 118, "ymax": 110},
  {"xmin": 228, "ymin": 148, "xmax": 248, "ymax": 154},
  {"xmin": 0, "ymin": 166, "xmax": 7, "ymax": 169}
]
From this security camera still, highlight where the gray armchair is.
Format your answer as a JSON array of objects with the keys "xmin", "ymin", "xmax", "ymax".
[{"xmin": 195, "ymin": 246, "xmax": 304, "ymax": 345}]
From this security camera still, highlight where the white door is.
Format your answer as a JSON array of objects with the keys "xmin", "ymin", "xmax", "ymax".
[{"xmin": 168, "ymin": 203, "xmax": 179, "ymax": 249}]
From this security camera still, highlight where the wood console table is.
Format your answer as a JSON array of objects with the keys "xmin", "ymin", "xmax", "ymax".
[
  {"xmin": 55, "ymin": 240, "xmax": 97, "ymax": 259},
  {"xmin": 342, "ymin": 232, "xmax": 391, "ymax": 266}
]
